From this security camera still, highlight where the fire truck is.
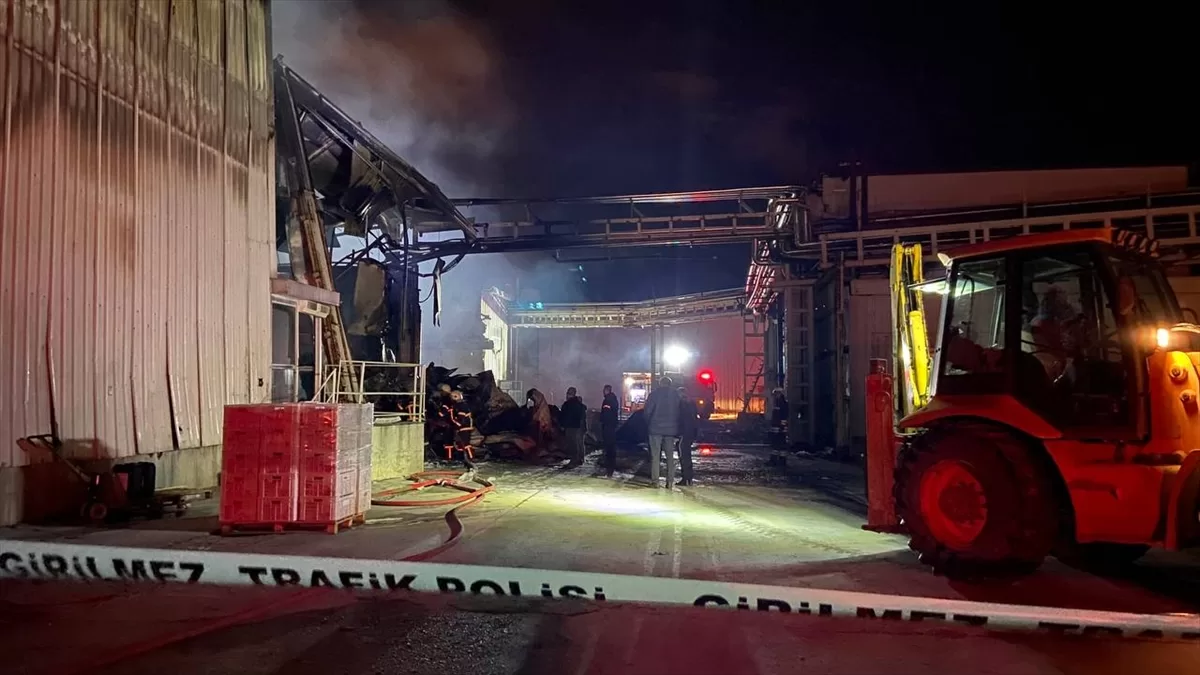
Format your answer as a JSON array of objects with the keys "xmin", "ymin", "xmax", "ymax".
[{"xmin": 621, "ymin": 369, "xmax": 716, "ymax": 420}]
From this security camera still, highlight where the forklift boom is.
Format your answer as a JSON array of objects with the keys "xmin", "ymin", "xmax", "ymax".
[{"xmin": 889, "ymin": 244, "xmax": 933, "ymax": 419}]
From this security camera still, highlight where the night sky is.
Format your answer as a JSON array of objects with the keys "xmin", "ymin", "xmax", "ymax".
[{"xmin": 276, "ymin": 1, "xmax": 1198, "ymax": 302}]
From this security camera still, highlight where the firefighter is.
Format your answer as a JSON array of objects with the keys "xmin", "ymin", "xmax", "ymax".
[
  {"xmin": 448, "ymin": 390, "xmax": 476, "ymax": 469},
  {"xmin": 769, "ymin": 388, "xmax": 789, "ymax": 449},
  {"xmin": 600, "ymin": 384, "xmax": 620, "ymax": 477},
  {"xmin": 426, "ymin": 384, "xmax": 455, "ymax": 458}
]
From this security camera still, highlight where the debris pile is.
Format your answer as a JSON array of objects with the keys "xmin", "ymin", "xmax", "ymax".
[
  {"xmin": 424, "ymin": 365, "xmax": 567, "ymax": 462},
  {"xmin": 423, "ymin": 364, "xmax": 657, "ymax": 463}
]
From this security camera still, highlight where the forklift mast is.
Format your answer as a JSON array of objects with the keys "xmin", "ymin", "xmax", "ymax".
[
  {"xmin": 889, "ymin": 244, "xmax": 933, "ymax": 420},
  {"xmin": 864, "ymin": 243, "xmax": 934, "ymax": 532}
]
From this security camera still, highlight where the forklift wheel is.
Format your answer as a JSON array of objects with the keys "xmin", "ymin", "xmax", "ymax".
[
  {"xmin": 895, "ymin": 421, "xmax": 1060, "ymax": 580},
  {"xmin": 86, "ymin": 502, "xmax": 109, "ymax": 524}
]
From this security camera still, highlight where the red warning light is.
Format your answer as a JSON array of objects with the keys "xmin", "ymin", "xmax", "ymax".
[{"xmin": 698, "ymin": 369, "xmax": 714, "ymax": 383}]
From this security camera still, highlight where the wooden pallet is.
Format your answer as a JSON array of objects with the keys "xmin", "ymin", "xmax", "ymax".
[{"xmin": 219, "ymin": 513, "xmax": 366, "ymax": 536}]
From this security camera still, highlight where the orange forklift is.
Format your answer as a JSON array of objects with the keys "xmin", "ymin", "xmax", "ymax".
[{"xmin": 865, "ymin": 229, "xmax": 1200, "ymax": 578}]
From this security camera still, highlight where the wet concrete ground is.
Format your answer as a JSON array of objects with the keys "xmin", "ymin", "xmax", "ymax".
[{"xmin": 3, "ymin": 444, "xmax": 1199, "ymax": 674}]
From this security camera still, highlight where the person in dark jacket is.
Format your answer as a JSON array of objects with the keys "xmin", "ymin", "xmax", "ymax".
[
  {"xmin": 677, "ymin": 387, "xmax": 699, "ymax": 486},
  {"xmin": 643, "ymin": 377, "xmax": 681, "ymax": 488},
  {"xmin": 600, "ymin": 384, "xmax": 620, "ymax": 477},
  {"xmin": 560, "ymin": 387, "xmax": 587, "ymax": 468}
]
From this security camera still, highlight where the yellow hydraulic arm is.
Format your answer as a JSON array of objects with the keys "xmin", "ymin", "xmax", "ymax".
[{"xmin": 890, "ymin": 244, "xmax": 932, "ymax": 418}]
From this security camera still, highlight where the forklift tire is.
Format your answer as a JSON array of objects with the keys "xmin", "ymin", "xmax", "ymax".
[
  {"xmin": 895, "ymin": 421, "xmax": 1060, "ymax": 580},
  {"xmin": 86, "ymin": 502, "xmax": 109, "ymax": 524}
]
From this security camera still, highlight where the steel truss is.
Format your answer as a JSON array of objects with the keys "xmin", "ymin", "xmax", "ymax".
[
  {"xmin": 410, "ymin": 188, "xmax": 805, "ymax": 261},
  {"xmin": 504, "ymin": 288, "xmax": 745, "ymax": 329}
]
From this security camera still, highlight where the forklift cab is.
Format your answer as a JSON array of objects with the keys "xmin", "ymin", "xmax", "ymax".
[{"xmin": 917, "ymin": 229, "xmax": 1183, "ymax": 440}]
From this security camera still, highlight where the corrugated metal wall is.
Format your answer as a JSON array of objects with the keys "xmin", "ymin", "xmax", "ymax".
[{"xmin": 0, "ymin": 0, "xmax": 273, "ymax": 468}]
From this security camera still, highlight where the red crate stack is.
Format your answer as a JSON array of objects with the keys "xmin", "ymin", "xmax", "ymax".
[
  {"xmin": 220, "ymin": 404, "xmax": 300, "ymax": 526},
  {"xmin": 296, "ymin": 403, "xmax": 361, "ymax": 526},
  {"xmin": 220, "ymin": 402, "xmax": 372, "ymax": 534}
]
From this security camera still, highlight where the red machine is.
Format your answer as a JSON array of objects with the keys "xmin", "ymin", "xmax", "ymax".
[
  {"xmin": 866, "ymin": 231, "xmax": 1200, "ymax": 578},
  {"xmin": 693, "ymin": 369, "xmax": 716, "ymax": 420}
]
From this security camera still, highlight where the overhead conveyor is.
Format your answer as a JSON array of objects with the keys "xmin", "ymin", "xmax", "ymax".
[
  {"xmin": 503, "ymin": 288, "xmax": 746, "ymax": 329},
  {"xmin": 410, "ymin": 187, "xmax": 805, "ymax": 261},
  {"xmin": 781, "ymin": 190, "xmax": 1200, "ymax": 270}
]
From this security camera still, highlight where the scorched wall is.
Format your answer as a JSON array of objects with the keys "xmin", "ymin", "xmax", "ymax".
[{"xmin": 0, "ymin": 0, "xmax": 274, "ymax": 523}]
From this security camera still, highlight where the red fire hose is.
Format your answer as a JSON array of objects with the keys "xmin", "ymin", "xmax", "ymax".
[
  {"xmin": 373, "ymin": 470, "xmax": 495, "ymax": 562},
  {"xmin": 372, "ymin": 470, "xmax": 494, "ymax": 508}
]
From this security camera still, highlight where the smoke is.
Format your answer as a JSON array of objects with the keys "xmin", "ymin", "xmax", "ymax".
[
  {"xmin": 271, "ymin": 1, "xmax": 622, "ymax": 381},
  {"xmin": 271, "ymin": 0, "xmax": 513, "ymax": 194}
]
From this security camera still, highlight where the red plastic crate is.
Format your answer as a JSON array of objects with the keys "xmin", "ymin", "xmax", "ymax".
[
  {"xmin": 299, "ymin": 425, "xmax": 337, "ymax": 446},
  {"xmin": 300, "ymin": 450, "xmax": 338, "ymax": 476},
  {"xmin": 260, "ymin": 472, "xmax": 297, "ymax": 500},
  {"xmin": 221, "ymin": 446, "xmax": 258, "ymax": 474},
  {"xmin": 259, "ymin": 497, "xmax": 296, "ymax": 523},
  {"xmin": 219, "ymin": 473, "xmax": 260, "ymax": 523},
  {"xmin": 302, "ymin": 473, "xmax": 335, "ymax": 499},
  {"xmin": 297, "ymin": 494, "xmax": 356, "ymax": 524},
  {"xmin": 220, "ymin": 499, "xmax": 257, "ymax": 524},
  {"xmin": 298, "ymin": 496, "xmax": 333, "ymax": 523},
  {"xmin": 299, "ymin": 403, "xmax": 338, "ymax": 428},
  {"xmin": 260, "ymin": 446, "xmax": 298, "ymax": 476}
]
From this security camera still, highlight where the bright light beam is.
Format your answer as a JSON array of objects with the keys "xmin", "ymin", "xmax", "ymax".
[{"xmin": 663, "ymin": 344, "xmax": 691, "ymax": 370}]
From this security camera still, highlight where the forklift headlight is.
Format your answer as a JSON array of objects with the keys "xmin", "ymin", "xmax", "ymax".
[{"xmin": 1157, "ymin": 328, "xmax": 1171, "ymax": 349}]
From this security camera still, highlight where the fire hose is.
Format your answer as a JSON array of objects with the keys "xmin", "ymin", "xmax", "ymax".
[{"xmin": 374, "ymin": 471, "xmax": 495, "ymax": 562}]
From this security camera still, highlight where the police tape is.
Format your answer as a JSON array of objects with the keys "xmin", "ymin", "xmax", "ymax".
[{"xmin": 1, "ymin": 540, "xmax": 1197, "ymax": 640}]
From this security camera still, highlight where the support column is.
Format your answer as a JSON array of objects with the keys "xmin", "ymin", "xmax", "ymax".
[
  {"xmin": 783, "ymin": 282, "xmax": 814, "ymax": 449},
  {"xmin": 648, "ymin": 324, "xmax": 664, "ymax": 387}
]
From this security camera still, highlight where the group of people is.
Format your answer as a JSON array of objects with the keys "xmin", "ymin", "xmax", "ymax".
[
  {"xmin": 429, "ymin": 377, "xmax": 702, "ymax": 485},
  {"xmin": 558, "ymin": 378, "xmax": 700, "ymax": 488}
]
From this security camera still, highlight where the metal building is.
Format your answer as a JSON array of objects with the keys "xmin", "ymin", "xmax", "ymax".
[{"xmin": 0, "ymin": 0, "xmax": 273, "ymax": 524}]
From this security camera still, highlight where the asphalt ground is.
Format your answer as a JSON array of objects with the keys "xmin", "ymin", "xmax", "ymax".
[{"xmin": 3, "ymin": 443, "xmax": 1199, "ymax": 674}]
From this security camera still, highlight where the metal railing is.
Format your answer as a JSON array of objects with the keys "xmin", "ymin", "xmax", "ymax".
[{"xmin": 313, "ymin": 361, "xmax": 426, "ymax": 424}]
